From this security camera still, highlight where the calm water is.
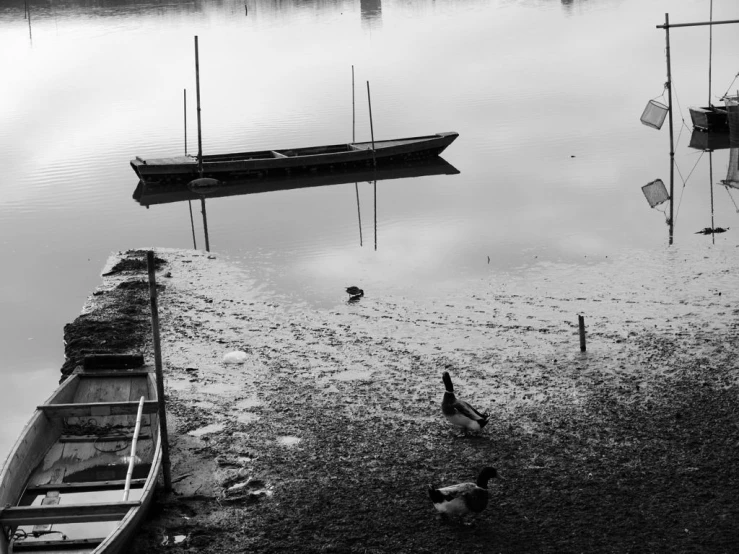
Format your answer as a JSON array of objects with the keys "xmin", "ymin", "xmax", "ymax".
[{"xmin": 2, "ymin": 0, "xmax": 739, "ymax": 458}]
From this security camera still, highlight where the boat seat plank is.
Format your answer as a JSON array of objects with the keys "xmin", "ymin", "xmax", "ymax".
[
  {"xmin": 39, "ymin": 400, "xmax": 158, "ymax": 418},
  {"xmin": 0, "ymin": 501, "xmax": 139, "ymax": 526},
  {"xmin": 26, "ymin": 478, "xmax": 146, "ymax": 493},
  {"xmin": 11, "ymin": 537, "xmax": 105, "ymax": 552}
]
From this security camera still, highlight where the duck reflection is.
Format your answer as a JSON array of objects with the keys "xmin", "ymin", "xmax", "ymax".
[{"xmin": 132, "ymin": 157, "xmax": 459, "ymax": 252}]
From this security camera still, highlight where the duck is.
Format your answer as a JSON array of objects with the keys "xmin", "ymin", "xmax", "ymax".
[
  {"xmin": 428, "ymin": 466, "xmax": 498, "ymax": 522},
  {"xmin": 345, "ymin": 286, "xmax": 364, "ymax": 297},
  {"xmin": 441, "ymin": 371, "xmax": 489, "ymax": 436}
]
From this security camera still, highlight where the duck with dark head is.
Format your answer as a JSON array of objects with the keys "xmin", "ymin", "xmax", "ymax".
[{"xmin": 441, "ymin": 371, "xmax": 490, "ymax": 437}]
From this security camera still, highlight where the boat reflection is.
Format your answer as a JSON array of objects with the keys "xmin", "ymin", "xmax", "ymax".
[
  {"xmin": 688, "ymin": 129, "xmax": 739, "ymax": 243},
  {"xmin": 132, "ymin": 157, "xmax": 459, "ymax": 207},
  {"xmin": 688, "ymin": 128, "xmax": 732, "ymax": 152},
  {"xmin": 133, "ymin": 157, "xmax": 459, "ymax": 252}
]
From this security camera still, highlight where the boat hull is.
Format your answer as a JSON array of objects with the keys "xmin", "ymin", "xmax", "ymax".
[
  {"xmin": 131, "ymin": 132, "xmax": 459, "ymax": 184},
  {"xmin": 0, "ymin": 366, "xmax": 162, "ymax": 554}
]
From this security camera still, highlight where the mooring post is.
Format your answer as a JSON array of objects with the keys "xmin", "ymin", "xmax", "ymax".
[
  {"xmin": 578, "ymin": 314, "xmax": 586, "ymax": 352},
  {"xmin": 147, "ymin": 251, "xmax": 173, "ymax": 492}
]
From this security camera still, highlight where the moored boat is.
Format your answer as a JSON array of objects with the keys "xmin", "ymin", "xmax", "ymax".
[
  {"xmin": 130, "ymin": 132, "xmax": 459, "ymax": 184},
  {"xmin": 0, "ymin": 355, "xmax": 162, "ymax": 554}
]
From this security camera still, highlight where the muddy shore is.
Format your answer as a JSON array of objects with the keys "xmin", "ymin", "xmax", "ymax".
[{"xmin": 61, "ymin": 248, "xmax": 739, "ymax": 553}]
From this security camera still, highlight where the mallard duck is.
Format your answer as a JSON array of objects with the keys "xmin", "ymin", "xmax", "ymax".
[
  {"xmin": 345, "ymin": 286, "xmax": 364, "ymax": 297},
  {"xmin": 428, "ymin": 466, "xmax": 498, "ymax": 521},
  {"xmin": 441, "ymin": 371, "xmax": 489, "ymax": 436}
]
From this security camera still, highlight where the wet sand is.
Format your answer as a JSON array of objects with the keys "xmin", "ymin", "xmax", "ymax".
[{"xmin": 61, "ymin": 247, "xmax": 739, "ymax": 553}]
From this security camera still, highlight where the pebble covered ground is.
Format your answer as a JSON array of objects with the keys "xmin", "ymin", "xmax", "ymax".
[{"xmin": 62, "ymin": 247, "xmax": 739, "ymax": 553}]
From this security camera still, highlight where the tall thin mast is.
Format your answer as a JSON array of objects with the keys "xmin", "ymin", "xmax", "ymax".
[
  {"xmin": 708, "ymin": 0, "xmax": 713, "ymax": 106},
  {"xmin": 195, "ymin": 36, "xmax": 203, "ymax": 178}
]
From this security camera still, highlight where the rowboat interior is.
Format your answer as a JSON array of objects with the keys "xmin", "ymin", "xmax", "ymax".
[{"xmin": 0, "ymin": 369, "xmax": 160, "ymax": 553}]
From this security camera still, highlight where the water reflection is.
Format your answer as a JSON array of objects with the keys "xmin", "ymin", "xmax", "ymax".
[
  {"xmin": 133, "ymin": 157, "xmax": 459, "ymax": 250},
  {"xmin": 360, "ymin": 0, "xmax": 381, "ymax": 30},
  {"xmin": 687, "ymin": 129, "xmax": 739, "ymax": 243}
]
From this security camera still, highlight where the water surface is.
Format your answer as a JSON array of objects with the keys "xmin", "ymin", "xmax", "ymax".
[{"xmin": 2, "ymin": 0, "xmax": 739, "ymax": 459}]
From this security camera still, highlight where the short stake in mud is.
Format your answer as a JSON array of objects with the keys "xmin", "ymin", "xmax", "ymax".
[
  {"xmin": 147, "ymin": 250, "xmax": 173, "ymax": 492},
  {"xmin": 578, "ymin": 314, "xmax": 586, "ymax": 352}
]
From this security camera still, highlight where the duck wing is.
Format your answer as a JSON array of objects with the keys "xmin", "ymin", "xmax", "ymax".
[
  {"xmin": 429, "ymin": 482, "xmax": 477, "ymax": 504},
  {"xmin": 452, "ymin": 398, "xmax": 488, "ymax": 422}
]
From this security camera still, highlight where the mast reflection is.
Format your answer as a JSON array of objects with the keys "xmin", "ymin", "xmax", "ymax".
[{"xmin": 132, "ymin": 157, "xmax": 459, "ymax": 251}]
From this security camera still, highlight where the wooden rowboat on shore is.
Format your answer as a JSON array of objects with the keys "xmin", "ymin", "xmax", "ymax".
[
  {"xmin": 0, "ymin": 355, "xmax": 162, "ymax": 554},
  {"xmin": 130, "ymin": 132, "xmax": 459, "ymax": 184}
]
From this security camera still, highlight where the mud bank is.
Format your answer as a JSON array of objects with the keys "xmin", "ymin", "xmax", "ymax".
[{"xmin": 62, "ymin": 248, "xmax": 739, "ymax": 553}]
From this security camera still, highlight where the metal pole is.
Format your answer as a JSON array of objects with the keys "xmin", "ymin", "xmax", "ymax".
[
  {"xmin": 664, "ymin": 13, "xmax": 675, "ymax": 245},
  {"xmin": 146, "ymin": 251, "xmax": 172, "ymax": 493},
  {"xmin": 184, "ymin": 88, "xmax": 188, "ymax": 156},
  {"xmin": 195, "ymin": 36, "xmax": 204, "ymax": 178}
]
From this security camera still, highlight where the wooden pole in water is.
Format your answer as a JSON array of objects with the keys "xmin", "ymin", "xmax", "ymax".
[
  {"xmin": 184, "ymin": 88, "xmax": 197, "ymax": 249},
  {"xmin": 146, "ymin": 251, "xmax": 173, "ymax": 493},
  {"xmin": 578, "ymin": 314, "xmax": 586, "ymax": 352},
  {"xmin": 352, "ymin": 66, "xmax": 356, "ymax": 143},
  {"xmin": 201, "ymin": 198, "xmax": 211, "ymax": 252},
  {"xmin": 374, "ymin": 180, "xmax": 377, "ymax": 251},
  {"xmin": 188, "ymin": 201, "xmax": 197, "ymax": 249},
  {"xmin": 355, "ymin": 184, "xmax": 363, "ymax": 246},
  {"xmin": 710, "ymin": 151, "xmax": 715, "ymax": 244},
  {"xmin": 195, "ymin": 36, "xmax": 204, "ymax": 178},
  {"xmin": 122, "ymin": 396, "xmax": 145, "ymax": 501},
  {"xmin": 366, "ymin": 81, "xmax": 376, "ymax": 167},
  {"xmin": 184, "ymin": 89, "xmax": 188, "ymax": 156},
  {"xmin": 663, "ymin": 13, "xmax": 675, "ymax": 245},
  {"xmin": 708, "ymin": 0, "xmax": 713, "ymax": 106}
]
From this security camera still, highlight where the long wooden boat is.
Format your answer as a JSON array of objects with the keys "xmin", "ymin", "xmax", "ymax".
[
  {"xmin": 0, "ymin": 356, "xmax": 162, "ymax": 554},
  {"xmin": 132, "ymin": 156, "xmax": 460, "ymax": 207},
  {"xmin": 130, "ymin": 132, "xmax": 459, "ymax": 184}
]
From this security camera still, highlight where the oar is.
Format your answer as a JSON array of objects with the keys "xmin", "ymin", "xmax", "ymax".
[{"xmin": 122, "ymin": 396, "xmax": 145, "ymax": 501}]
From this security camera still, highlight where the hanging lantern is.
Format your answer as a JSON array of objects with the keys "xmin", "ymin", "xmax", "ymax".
[
  {"xmin": 640, "ymin": 100, "xmax": 669, "ymax": 130},
  {"xmin": 642, "ymin": 179, "xmax": 669, "ymax": 208}
]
